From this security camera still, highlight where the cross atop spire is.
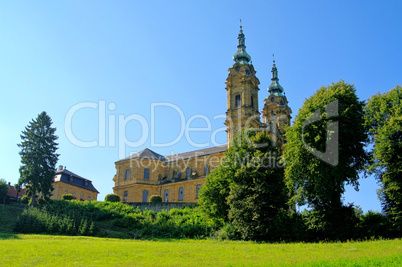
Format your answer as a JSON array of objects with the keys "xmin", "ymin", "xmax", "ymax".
[{"xmin": 233, "ymin": 20, "xmax": 251, "ymax": 65}]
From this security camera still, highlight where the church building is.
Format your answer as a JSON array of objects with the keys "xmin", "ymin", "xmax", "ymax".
[{"xmin": 112, "ymin": 25, "xmax": 292, "ymax": 203}]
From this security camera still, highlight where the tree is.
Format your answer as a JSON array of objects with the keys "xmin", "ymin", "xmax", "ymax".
[
  {"xmin": 18, "ymin": 112, "xmax": 59, "ymax": 206},
  {"xmin": 149, "ymin": 195, "xmax": 162, "ymax": 203},
  {"xmin": 200, "ymin": 130, "xmax": 289, "ymax": 240},
  {"xmin": 0, "ymin": 179, "xmax": 10, "ymax": 204},
  {"xmin": 61, "ymin": 194, "xmax": 74, "ymax": 201},
  {"xmin": 283, "ymin": 81, "xmax": 368, "ymax": 238},
  {"xmin": 365, "ymin": 85, "xmax": 402, "ymax": 233},
  {"xmin": 105, "ymin": 194, "xmax": 121, "ymax": 202},
  {"xmin": 198, "ymin": 165, "xmax": 232, "ymax": 224}
]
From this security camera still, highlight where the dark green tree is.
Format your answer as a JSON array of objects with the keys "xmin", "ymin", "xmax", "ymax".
[
  {"xmin": 149, "ymin": 195, "xmax": 162, "ymax": 203},
  {"xmin": 200, "ymin": 130, "xmax": 289, "ymax": 240},
  {"xmin": 18, "ymin": 112, "xmax": 59, "ymax": 206},
  {"xmin": 61, "ymin": 194, "xmax": 74, "ymax": 201},
  {"xmin": 105, "ymin": 194, "xmax": 121, "ymax": 202},
  {"xmin": 365, "ymin": 85, "xmax": 402, "ymax": 233},
  {"xmin": 283, "ymin": 81, "xmax": 368, "ymax": 238},
  {"xmin": 227, "ymin": 130, "xmax": 288, "ymax": 240},
  {"xmin": 0, "ymin": 179, "xmax": 10, "ymax": 204},
  {"xmin": 198, "ymin": 163, "xmax": 233, "ymax": 224}
]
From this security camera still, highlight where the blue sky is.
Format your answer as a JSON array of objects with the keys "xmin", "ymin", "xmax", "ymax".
[{"xmin": 1, "ymin": 1, "xmax": 401, "ymax": 211}]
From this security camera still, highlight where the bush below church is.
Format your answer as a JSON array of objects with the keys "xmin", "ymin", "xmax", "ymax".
[{"xmin": 14, "ymin": 200, "xmax": 216, "ymax": 239}]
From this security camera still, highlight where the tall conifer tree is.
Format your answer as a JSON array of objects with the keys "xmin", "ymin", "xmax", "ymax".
[{"xmin": 18, "ymin": 112, "xmax": 59, "ymax": 205}]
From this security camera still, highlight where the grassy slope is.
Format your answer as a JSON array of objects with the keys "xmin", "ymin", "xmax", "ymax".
[
  {"xmin": 0, "ymin": 205, "xmax": 23, "ymax": 233},
  {"xmin": 0, "ymin": 234, "xmax": 401, "ymax": 266}
]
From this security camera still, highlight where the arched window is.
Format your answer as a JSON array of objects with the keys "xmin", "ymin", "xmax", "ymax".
[
  {"xmin": 164, "ymin": 189, "xmax": 169, "ymax": 202},
  {"xmin": 204, "ymin": 165, "xmax": 209, "ymax": 176},
  {"xmin": 125, "ymin": 169, "xmax": 130, "ymax": 180},
  {"xmin": 179, "ymin": 187, "xmax": 184, "ymax": 201},
  {"xmin": 186, "ymin": 168, "xmax": 191, "ymax": 178},
  {"xmin": 251, "ymin": 96, "xmax": 254, "ymax": 108},
  {"xmin": 235, "ymin": 94, "xmax": 241, "ymax": 107}
]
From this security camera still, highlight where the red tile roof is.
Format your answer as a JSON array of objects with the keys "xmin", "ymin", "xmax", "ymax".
[{"xmin": 7, "ymin": 185, "xmax": 26, "ymax": 198}]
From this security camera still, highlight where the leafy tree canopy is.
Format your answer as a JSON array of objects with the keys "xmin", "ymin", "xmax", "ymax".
[
  {"xmin": 284, "ymin": 81, "xmax": 369, "ymax": 210},
  {"xmin": 200, "ymin": 129, "xmax": 288, "ymax": 240},
  {"xmin": 18, "ymin": 112, "xmax": 59, "ymax": 205},
  {"xmin": 365, "ymin": 85, "xmax": 402, "ymax": 231}
]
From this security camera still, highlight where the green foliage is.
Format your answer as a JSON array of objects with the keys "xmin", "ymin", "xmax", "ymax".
[
  {"xmin": 14, "ymin": 200, "xmax": 215, "ymax": 239},
  {"xmin": 105, "ymin": 194, "xmax": 121, "ymax": 202},
  {"xmin": 18, "ymin": 112, "xmax": 59, "ymax": 206},
  {"xmin": 200, "ymin": 130, "xmax": 289, "ymax": 241},
  {"xmin": 20, "ymin": 195, "xmax": 29, "ymax": 204},
  {"xmin": 365, "ymin": 85, "xmax": 402, "ymax": 233},
  {"xmin": 0, "ymin": 179, "xmax": 10, "ymax": 203},
  {"xmin": 61, "ymin": 194, "xmax": 74, "ymax": 201},
  {"xmin": 0, "ymin": 205, "xmax": 23, "ymax": 233},
  {"xmin": 358, "ymin": 211, "xmax": 391, "ymax": 239},
  {"xmin": 198, "ymin": 166, "xmax": 232, "ymax": 224},
  {"xmin": 284, "ymin": 81, "xmax": 369, "ymax": 210},
  {"xmin": 37, "ymin": 198, "xmax": 46, "ymax": 205},
  {"xmin": 15, "ymin": 207, "xmax": 94, "ymax": 236},
  {"xmin": 149, "ymin": 195, "xmax": 162, "ymax": 203},
  {"xmin": 302, "ymin": 204, "xmax": 361, "ymax": 241}
]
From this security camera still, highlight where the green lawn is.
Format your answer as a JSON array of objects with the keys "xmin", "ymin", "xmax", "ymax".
[{"xmin": 0, "ymin": 234, "xmax": 401, "ymax": 266}]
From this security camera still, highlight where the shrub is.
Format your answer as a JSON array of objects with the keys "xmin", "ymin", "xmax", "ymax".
[
  {"xmin": 358, "ymin": 211, "xmax": 391, "ymax": 238},
  {"xmin": 20, "ymin": 195, "xmax": 29, "ymax": 204},
  {"xmin": 37, "ymin": 198, "xmax": 46, "ymax": 205},
  {"xmin": 149, "ymin": 195, "xmax": 162, "ymax": 203},
  {"xmin": 62, "ymin": 194, "xmax": 74, "ymax": 201},
  {"xmin": 105, "ymin": 194, "xmax": 121, "ymax": 203}
]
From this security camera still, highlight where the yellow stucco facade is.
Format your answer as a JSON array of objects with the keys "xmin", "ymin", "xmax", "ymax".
[
  {"xmin": 51, "ymin": 181, "xmax": 98, "ymax": 201},
  {"xmin": 113, "ymin": 147, "xmax": 226, "ymax": 203},
  {"xmin": 51, "ymin": 166, "xmax": 99, "ymax": 201}
]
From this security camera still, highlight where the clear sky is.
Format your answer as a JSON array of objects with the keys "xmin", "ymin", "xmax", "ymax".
[{"xmin": 1, "ymin": 1, "xmax": 401, "ymax": 212}]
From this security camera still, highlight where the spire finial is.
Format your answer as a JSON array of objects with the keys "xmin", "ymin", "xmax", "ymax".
[
  {"xmin": 268, "ymin": 58, "xmax": 284, "ymax": 95},
  {"xmin": 233, "ymin": 20, "xmax": 251, "ymax": 65}
]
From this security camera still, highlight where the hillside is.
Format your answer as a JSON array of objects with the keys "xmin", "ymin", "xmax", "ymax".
[{"xmin": 0, "ymin": 205, "xmax": 23, "ymax": 233}]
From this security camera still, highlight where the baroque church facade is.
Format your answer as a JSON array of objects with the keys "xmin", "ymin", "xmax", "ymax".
[{"xmin": 112, "ymin": 26, "xmax": 292, "ymax": 203}]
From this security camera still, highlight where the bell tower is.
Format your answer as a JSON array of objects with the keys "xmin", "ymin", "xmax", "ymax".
[
  {"xmin": 261, "ymin": 59, "xmax": 292, "ymax": 147},
  {"xmin": 224, "ymin": 24, "xmax": 261, "ymax": 146}
]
